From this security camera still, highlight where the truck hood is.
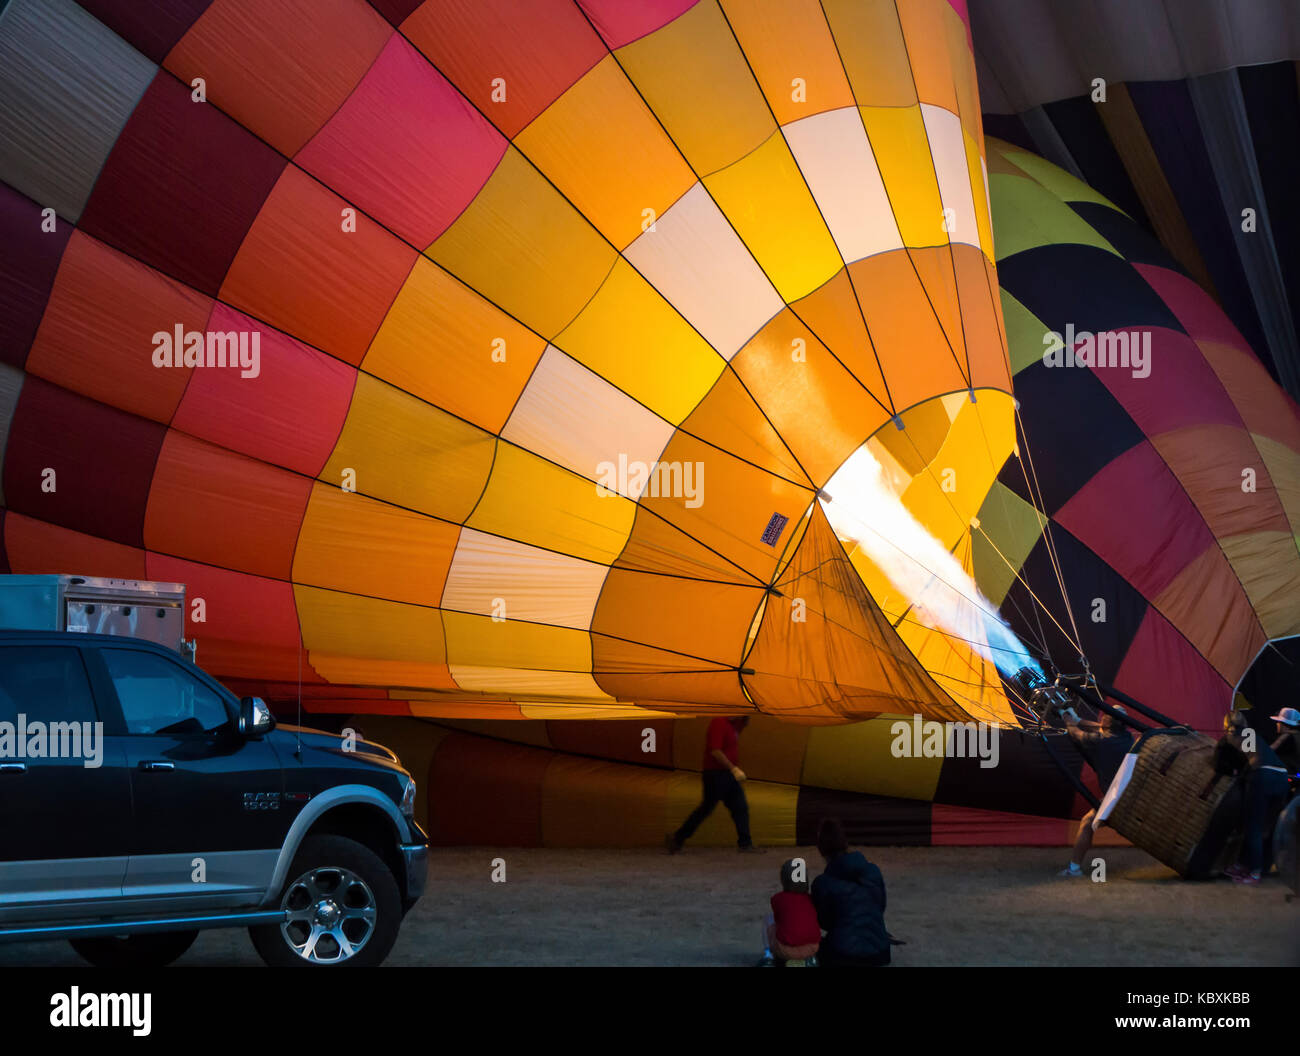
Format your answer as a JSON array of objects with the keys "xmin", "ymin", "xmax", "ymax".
[{"xmin": 271, "ymin": 724, "xmax": 401, "ymax": 763}]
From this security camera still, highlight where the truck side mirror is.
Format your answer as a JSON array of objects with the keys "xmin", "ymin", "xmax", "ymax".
[{"xmin": 239, "ymin": 696, "xmax": 275, "ymax": 738}]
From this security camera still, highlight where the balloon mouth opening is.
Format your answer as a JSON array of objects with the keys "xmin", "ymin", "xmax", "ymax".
[{"xmin": 821, "ymin": 444, "xmax": 1042, "ymax": 684}]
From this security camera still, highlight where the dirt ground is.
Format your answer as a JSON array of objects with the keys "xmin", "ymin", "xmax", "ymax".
[{"xmin": 2, "ymin": 846, "xmax": 1296, "ymax": 967}]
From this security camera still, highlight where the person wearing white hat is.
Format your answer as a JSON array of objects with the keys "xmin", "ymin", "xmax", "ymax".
[{"xmin": 1271, "ymin": 707, "xmax": 1300, "ymax": 774}]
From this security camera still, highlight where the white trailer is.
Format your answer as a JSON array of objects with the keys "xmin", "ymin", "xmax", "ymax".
[{"xmin": 0, "ymin": 574, "xmax": 195, "ymax": 660}]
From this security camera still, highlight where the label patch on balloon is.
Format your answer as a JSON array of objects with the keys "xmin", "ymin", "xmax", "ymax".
[{"xmin": 760, "ymin": 513, "xmax": 789, "ymax": 547}]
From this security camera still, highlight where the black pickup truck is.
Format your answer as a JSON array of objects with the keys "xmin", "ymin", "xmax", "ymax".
[{"xmin": 0, "ymin": 629, "xmax": 427, "ymax": 967}]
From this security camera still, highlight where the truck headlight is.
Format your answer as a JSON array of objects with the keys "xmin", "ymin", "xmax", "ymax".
[{"xmin": 400, "ymin": 777, "xmax": 416, "ymax": 818}]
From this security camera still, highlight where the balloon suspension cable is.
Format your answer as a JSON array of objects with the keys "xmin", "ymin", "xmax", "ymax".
[
  {"xmin": 1010, "ymin": 402, "xmax": 1086, "ymax": 665},
  {"xmin": 966, "ymin": 400, "xmax": 1055, "ymax": 661},
  {"xmin": 885, "ymin": 423, "xmax": 1067, "ymax": 671},
  {"xmin": 893, "ymin": 413, "xmax": 1086, "ymax": 736},
  {"xmin": 958, "ymin": 402, "xmax": 1088, "ymax": 672},
  {"xmin": 966, "ymin": 522, "xmax": 1083, "ymax": 662}
]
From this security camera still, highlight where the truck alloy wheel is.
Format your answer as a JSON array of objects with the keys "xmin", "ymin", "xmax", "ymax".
[
  {"xmin": 249, "ymin": 834, "xmax": 401, "ymax": 967},
  {"xmin": 279, "ymin": 865, "xmax": 377, "ymax": 963}
]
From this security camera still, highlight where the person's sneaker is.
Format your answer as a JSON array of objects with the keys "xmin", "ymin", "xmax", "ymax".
[
  {"xmin": 1058, "ymin": 863, "xmax": 1083, "ymax": 878},
  {"xmin": 1232, "ymin": 871, "xmax": 1261, "ymax": 886},
  {"xmin": 738, "ymin": 844, "xmax": 765, "ymax": 854},
  {"xmin": 757, "ymin": 955, "xmax": 778, "ymax": 967},
  {"xmin": 1224, "ymin": 864, "xmax": 1248, "ymax": 880},
  {"xmin": 664, "ymin": 835, "xmax": 683, "ymax": 855}
]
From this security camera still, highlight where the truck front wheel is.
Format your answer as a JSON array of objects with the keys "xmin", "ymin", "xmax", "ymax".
[{"xmin": 250, "ymin": 834, "xmax": 401, "ymax": 967}]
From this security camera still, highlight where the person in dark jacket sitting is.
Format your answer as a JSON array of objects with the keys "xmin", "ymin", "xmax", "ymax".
[{"xmin": 810, "ymin": 818, "xmax": 890, "ymax": 967}]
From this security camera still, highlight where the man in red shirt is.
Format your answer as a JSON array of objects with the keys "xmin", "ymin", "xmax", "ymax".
[{"xmin": 666, "ymin": 715, "xmax": 760, "ymax": 852}]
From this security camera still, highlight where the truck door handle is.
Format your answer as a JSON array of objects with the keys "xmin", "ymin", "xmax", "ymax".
[
  {"xmin": 138, "ymin": 760, "xmax": 175, "ymax": 771},
  {"xmin": 0, "ymin": 763, "xmax": 25, "ymax": 773}
]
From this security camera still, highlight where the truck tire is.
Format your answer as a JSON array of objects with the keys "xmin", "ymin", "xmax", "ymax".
[
  {"xmin": 249, "ymin": 834, "xmax": 401, "ymax": 967},
  {"xmin": 70, "ymin": 929, "xmax": 198, "ymax": 968}
]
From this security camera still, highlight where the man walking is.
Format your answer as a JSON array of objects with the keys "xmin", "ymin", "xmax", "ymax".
[{"xmin": 667, "ymin": 715, "xmax": 760, "ymax": 853}]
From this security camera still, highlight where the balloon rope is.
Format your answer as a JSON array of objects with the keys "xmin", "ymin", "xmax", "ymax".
[
  {"xmin": 1012, "ymin": 402, "xmax": 1085, "ymax": 659},
  {"xmin": 890, "ymin": 412, "xmax": 1076, "ymax": 660},
  {"xmin": 969, "ymin": 523, "xmax": 1082, "ymax": 655},
  {"xmin": 967, "ymin": 397, "xmax": 1054, "ymax": 657}
]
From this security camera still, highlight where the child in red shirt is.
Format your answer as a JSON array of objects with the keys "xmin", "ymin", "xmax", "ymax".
[{"xmin": 761, "ymin": 858, "xmax": 821, "ymax": 966}]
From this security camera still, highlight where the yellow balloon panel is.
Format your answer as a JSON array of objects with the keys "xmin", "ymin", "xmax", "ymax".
[
  {"xmin": 719, "ymin": 0, "xmax": 856, "ymax": 126},
  {"xmin": 859, "ymin": 105, "xmax": 947, "ymax": 249},
  {"xmin": 442, "ymin": 610, "xmax": 594, "ymax": 672},
  {"xmin": 427, "ymin": 147, "xmax": 617, "ymax": 339},
  {"xmin": 293, "ymin": 482, "xmax": 459, "ymax": 606},
  {"xmin": 615, "ymin": 0, "xmax": 774, "ymax": 176},
  {"xmin": 555, "ymin": 257, "xmax": 724, "ymax": 424},
  {"xmin": 295, "ymin": 585, "xmax": 447, "ymax": 665},
  {"xmin": 441, "ymin": 528, "xmax": 607, "ymax": 630},
  {"xmin": 321, "ymin": 374, "xmax": 496, "ymax": 521},
  {"xmin": 820, "ymin": 0, "xmax": 918, "ymax": 107},
  {"xmin": 705, "ymin": 132, "xmax": 843, "ymax": 302},
  {"xmin": 900, "ymin": 393, "xmax": 1017, "ymax": 546},
  {"xmin": 466, "ymin": 441, "xmax": 636, "ymax": 566},
  {"xmin": 362, "ymin": 255, "xmax": 546, "ymax": 435},
  {"xmin": 803, "ymin": 717, "xmax": 944, "ymax": 799},
  {"xmin": 451, "ymin": 666, "xmax": 613, "ymax": 702},
  {"xmin": 1218, "ymin": 532, "xmax": 1300, "ymax": 640},
  {"xmin": 514, "ymin": 54, "xmax": 696, "ymax": 251}
]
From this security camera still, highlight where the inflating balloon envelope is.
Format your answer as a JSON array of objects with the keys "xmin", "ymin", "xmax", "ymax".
[
  {"xmin": 0, "ymin": 0, "xmax": 1025, "ymax": 727},
  {"xmin": 340, "ymin": 135, "xmax": 1300, "ymax": 849}
]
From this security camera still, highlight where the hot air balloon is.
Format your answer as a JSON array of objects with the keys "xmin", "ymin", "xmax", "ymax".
[
  {"xmin": 348, "ymin": 139, "xmax": 1300, "ymax": 850},
  {"xmin": 0, "ymin": 0, "xmax": 1019, "ymax": 727}
]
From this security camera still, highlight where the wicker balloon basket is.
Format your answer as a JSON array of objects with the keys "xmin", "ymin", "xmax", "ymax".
[{"xmin": 1105, "ymin": 729, "xmax": 1243, "ymax": 879}]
